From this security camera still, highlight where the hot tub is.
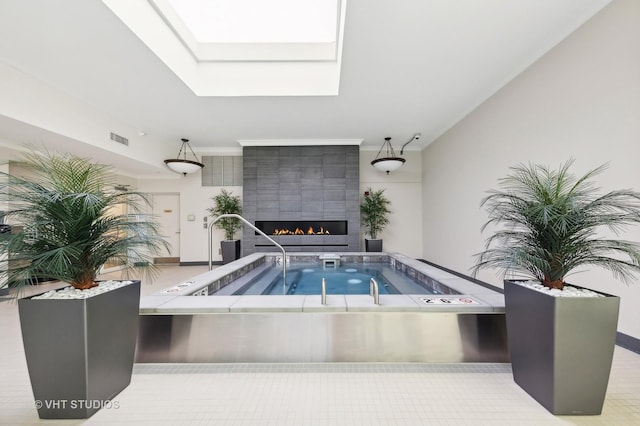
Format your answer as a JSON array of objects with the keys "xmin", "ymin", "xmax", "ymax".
[{"xmin": 137, "ymin": 253, "xmax": 508, "ymax": 363}]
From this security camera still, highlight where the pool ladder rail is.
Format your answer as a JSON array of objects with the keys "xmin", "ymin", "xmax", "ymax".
[
  {"xmin": 208, "ymin": 213, "xmax": 287, "ymax": 289},
  {"xmin": 320, "ymin": 277, "xmax": 380, "ymax": 306},
  {"xmin": 370, "ymin": 278, "xmax": 380, "ymax": 305}
]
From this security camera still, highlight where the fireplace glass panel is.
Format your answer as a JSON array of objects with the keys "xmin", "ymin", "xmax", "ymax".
[{"xmin": 255, "ymin": 220, "xmax": 348, "ymax": 236}]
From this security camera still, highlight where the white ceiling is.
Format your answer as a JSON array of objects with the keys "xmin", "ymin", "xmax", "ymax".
[{"xmin": 0, "ymin": 0, "xmax": 611, "ymax": 174}]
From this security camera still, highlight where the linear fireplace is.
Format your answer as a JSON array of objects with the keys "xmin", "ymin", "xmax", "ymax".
[{"xmin": 255, "ymin": 220, "xmax": 348, "ymax": 236}]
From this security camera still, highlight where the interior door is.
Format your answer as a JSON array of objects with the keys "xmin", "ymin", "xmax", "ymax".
[{"xmin": 152, "ymin": 193, "xmax": 180, "ymax": 259}]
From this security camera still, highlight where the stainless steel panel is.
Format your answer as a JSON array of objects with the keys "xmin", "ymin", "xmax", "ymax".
[{"xmin": 136, "ymin": 312, "xmax": 508, "ymax": 363}]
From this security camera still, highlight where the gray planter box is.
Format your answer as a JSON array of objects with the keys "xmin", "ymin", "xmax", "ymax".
[
  {"xmin": 221, "ymin": 240, "xmax": 241, "ymax": 264},
  {"xmin": 18, "ymin": 280, "xmax": 141, "ymax": 419},
  {"xmin": 504, "ymin": 280, "xmax": 620, "ymax": 415},
  {"xmin": 364, "ymin": 239, "xmax": 383, "ymax": 252}
]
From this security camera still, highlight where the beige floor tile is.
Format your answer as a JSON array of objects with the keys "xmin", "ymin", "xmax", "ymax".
[{"xmin": 1, "ymin": 265, "xmax": 638, "ymax": 425}]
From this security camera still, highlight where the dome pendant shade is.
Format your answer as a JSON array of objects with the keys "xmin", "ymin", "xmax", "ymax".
[
  {"xmin": 164, "ymin": 138, "xmax": 204, "ymax": 175},
  {"xmin": 371, "ymin": 137, "xmax": 405, "ymax": 174},
  {"xmin": 371, "ymin": 157, "xmax": 405, "ymax": 173}
]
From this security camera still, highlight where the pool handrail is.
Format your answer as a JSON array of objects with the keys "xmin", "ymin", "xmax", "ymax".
[
  {"xmin": 321, "ymin": 278, "xmax": 327, "ymax": 305},
  {"xmin": 369, "ymin": 278, "xmax": 380, "ymax": 305},
  {"xmin": 208, "ymin": 214, "xmax": 286, "ymax": 287}
]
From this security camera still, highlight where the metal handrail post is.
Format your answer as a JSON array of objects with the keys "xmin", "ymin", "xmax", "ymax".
[
  {"xmin": 369, "ymin": 278, "xmax": 380, "ymax": 305},
  {"xmin": 208, "ymin": 214, "xmax": 286, "ymax": 286},
  {"xmin": 321, "ymin": 278, "xmax": 327, "ymax": 305}
]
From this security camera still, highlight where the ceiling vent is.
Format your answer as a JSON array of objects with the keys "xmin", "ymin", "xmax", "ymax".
[{"xmin": 110, "ymin": 132, "xmax": 129, "ymax": 146}]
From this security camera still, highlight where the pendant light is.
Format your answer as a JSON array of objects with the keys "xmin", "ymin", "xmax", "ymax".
[
  {"xmin": 164, "ymin": 138, "xmax": 204, "ymax": 175},
  {"xmin": 371, "ymin": 137, "xmax": 405, "ymax": 174}
]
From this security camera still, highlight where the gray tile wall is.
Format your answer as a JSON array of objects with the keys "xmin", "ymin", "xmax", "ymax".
[{"xmin": 243, "ymin": 146, "xmax": 360, "ymax": 254}]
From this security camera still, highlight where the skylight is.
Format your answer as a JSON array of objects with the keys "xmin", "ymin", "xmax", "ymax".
[{"xmin": 166, "ymin": 0, "xmax": 338, "ymax": 44}]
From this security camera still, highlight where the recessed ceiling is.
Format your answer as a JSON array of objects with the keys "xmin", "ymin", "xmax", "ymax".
[
  {"xmin": 102, "ymin": 0, "xmax": 346, "ymax": 95},
  {"xmin": 0, "ymin": 0, "xmax": 612, "ymax": 174}
]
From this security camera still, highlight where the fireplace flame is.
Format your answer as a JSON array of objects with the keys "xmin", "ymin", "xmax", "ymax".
[{"xmin": 273, "ymin": 226, "xmax": 330, "ymax": 235}]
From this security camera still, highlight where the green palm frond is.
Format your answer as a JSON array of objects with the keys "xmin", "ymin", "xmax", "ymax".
[
  {"xmin": 472, "ymin": 159, "xmax": 640, "ymax": 289},
  {"xmin": 360, "ymin": 188, "xmax": 391, "ymax": 239},
  {"xmin": 0, "ymin": 150, "xmax": 170, "ymax": 290},
  {"xmin": 208, "ymin": 189, "xmax": 243, "ymax": 240}
]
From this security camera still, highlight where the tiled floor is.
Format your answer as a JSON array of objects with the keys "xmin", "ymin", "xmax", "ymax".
[{"xmin": 1, "ymin": 265, "xmax": 639, "ymax": 425}]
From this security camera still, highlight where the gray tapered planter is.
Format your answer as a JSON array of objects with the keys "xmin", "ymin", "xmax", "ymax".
[
  {"xmin": 221, "ymin": 239, "xmax": 241, "ymax": 264},
  {"xmin": 18, "ymin": 280, "xmax": 140, "ymax": 419},
  {"xmin": 504, "ymin": 280, "xmax": 620, "ymax": 415},
  {"xmin": 364, "ymin": 238, "xmax": 383, "ymax": 252}
]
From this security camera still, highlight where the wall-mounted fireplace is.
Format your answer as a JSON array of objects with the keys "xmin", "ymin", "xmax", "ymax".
[{"xmin": 243, "ymin": 145, "xmax": 360, "ymax": 254}]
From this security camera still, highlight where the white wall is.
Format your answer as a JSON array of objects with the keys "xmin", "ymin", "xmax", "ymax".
[
  {"xmin": 0, "ymin": 63, "xmax": 173, "ymax": 177},
  {"xmin": 360, "ymin": 149, "xmax": 422, "ymax": 258},
  {"xmin": 421, "ymin": 0, "xmax": 640, "ymax": 339},
  {"xmin": 136, "ymin": 173, "xmax": 242, "ymax": 263}
]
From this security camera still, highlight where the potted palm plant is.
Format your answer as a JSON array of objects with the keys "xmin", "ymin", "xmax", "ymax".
[
  {"xmin": 360, "ymin": 187, "xmax": 391, "ymax": 252},
  {"xmin": 208, "ymin": 189, "xmax": 243, "ymax": 264},
  {"xmin": 473, "ymin": 159, "xmax": 640, "ymax": 415},
  {"xmin": 0, "ymin": 150, "xmax": 168, "ymax": 419}
]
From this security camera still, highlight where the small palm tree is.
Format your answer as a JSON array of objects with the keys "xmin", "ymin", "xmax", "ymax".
[
  {"xmin": 0, "ymin": 150, "xmax": 169, "ymax": 290},
  {"xmin": 360, "ymin": 188, "xmax": 391, "ymax": 239},
  {"xmin": 472, "ymin": 159, "xmax": 640, "ymax": 290},
  {"xmin": 208, "ymin": 189, "xmax": 242, "ymax": 240}
]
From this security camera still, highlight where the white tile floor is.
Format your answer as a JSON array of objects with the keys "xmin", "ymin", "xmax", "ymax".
[{"xmin": 1, "ymin": 265, "xmax": 639, "ymax": 425}]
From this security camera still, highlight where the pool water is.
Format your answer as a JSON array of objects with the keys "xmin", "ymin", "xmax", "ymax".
[{"xmin": 233, "ymin": 263, "xmax": 445, "ymax": 295}]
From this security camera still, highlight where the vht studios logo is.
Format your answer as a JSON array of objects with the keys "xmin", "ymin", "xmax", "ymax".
[{"xmin": 35, "ymin": 399, "xmax": 120, "ymax": 410}]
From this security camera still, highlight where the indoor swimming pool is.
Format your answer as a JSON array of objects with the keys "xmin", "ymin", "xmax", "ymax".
[{"xmin": 220, "ymin": 262, "xmax": 455, "ymax": 295}]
